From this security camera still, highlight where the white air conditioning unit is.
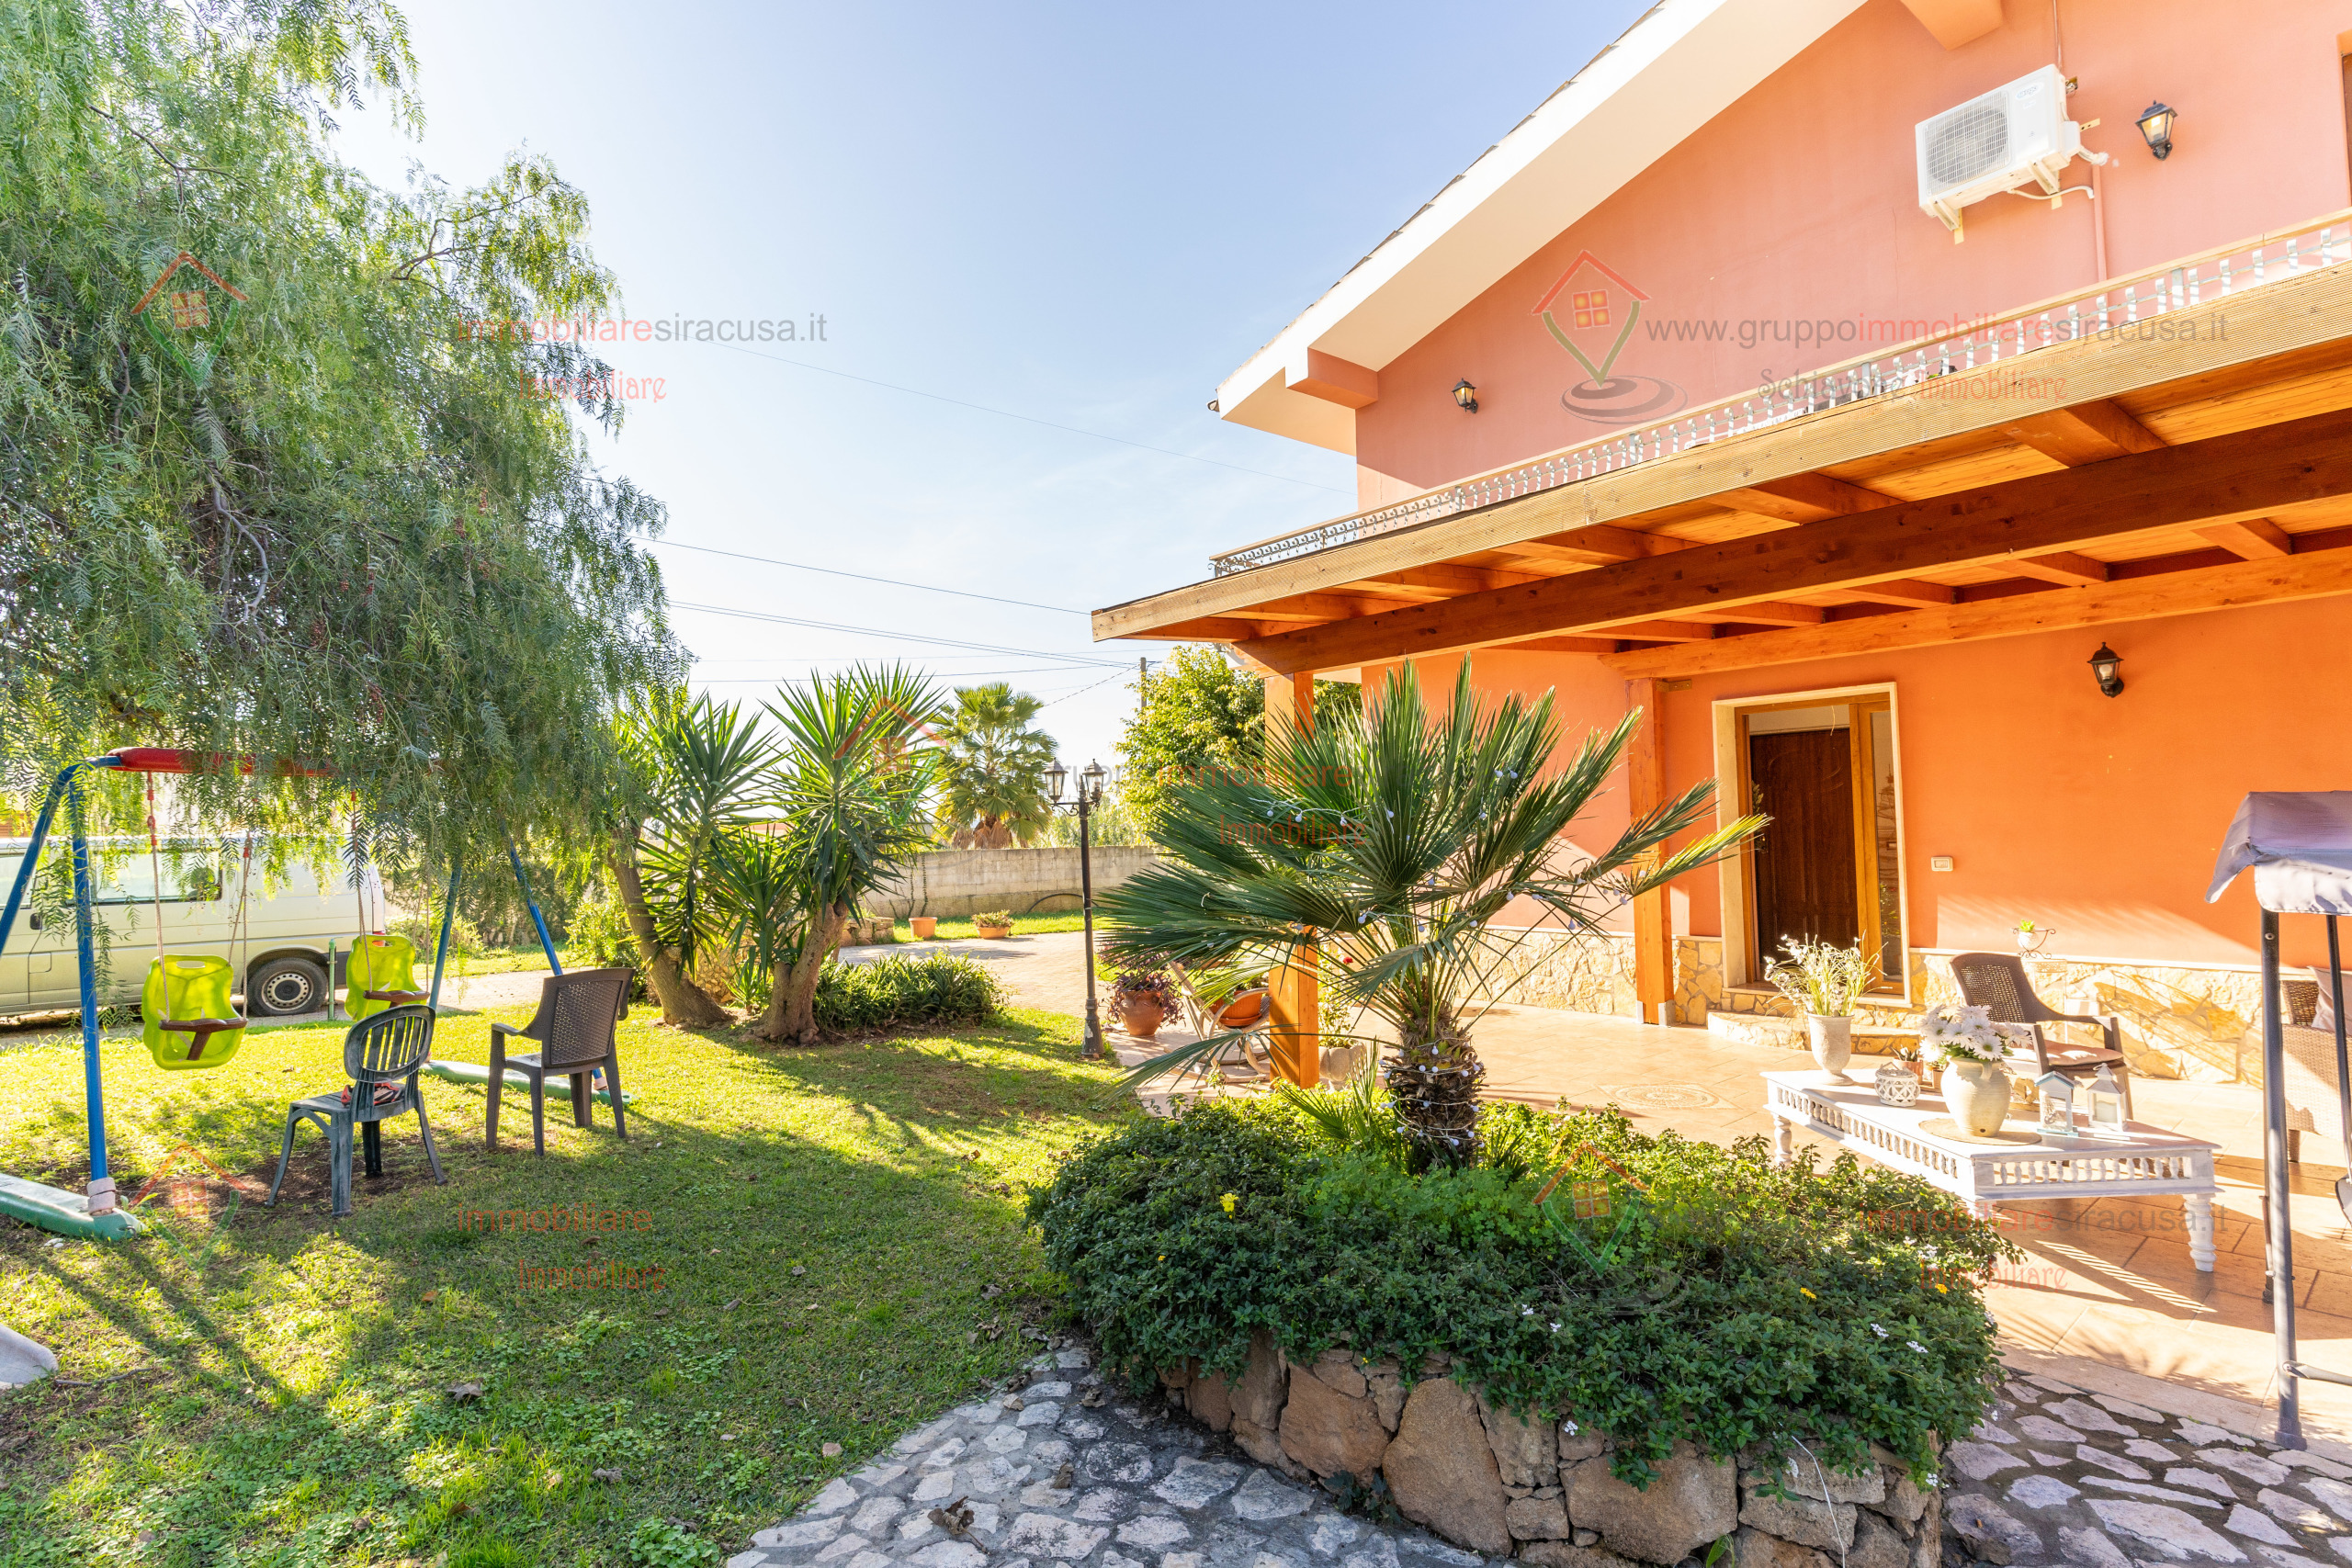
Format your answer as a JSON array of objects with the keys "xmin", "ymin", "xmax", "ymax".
[{"xmin": 1916, "ymin": 65, "xmax": 2105, "ymax": 242}]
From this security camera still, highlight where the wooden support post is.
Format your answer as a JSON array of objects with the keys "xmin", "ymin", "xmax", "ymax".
[
  {"xmin": 1625, "ymin": 678, "xmax": 1672, "ymax": 1023},
  {"xmin": 1264, "ymin": 672, "xmax": 1320, "ymax": 1086}
]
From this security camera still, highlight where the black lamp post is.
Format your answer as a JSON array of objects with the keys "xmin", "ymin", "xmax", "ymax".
[{"xmin": 1048, "ymin": 759, "xmax": 1109, "ymax": 1059}]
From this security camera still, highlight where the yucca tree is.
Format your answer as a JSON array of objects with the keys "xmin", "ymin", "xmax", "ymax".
[
  {"xmin": 753, "ymin": 665, "xmax": 943, "ymax": 1043},
  {"xmin": 1100, "ymin": 661, "xmax": 1761, "ymax": 1163},
  {"xmin": 608, "ymin": 688, "xmax": 775, "ymax": 1024}
]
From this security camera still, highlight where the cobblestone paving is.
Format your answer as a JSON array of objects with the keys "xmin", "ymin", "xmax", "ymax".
[
  {"xmin": 731, "ymin": 1346, "xmax": 1565, "ymax": 1568},
  {"xmin": 1943, "ymin": 1369, "xmax": 2352, "ymax": 1566}
]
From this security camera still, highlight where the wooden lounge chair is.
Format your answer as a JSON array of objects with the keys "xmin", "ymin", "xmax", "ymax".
[{"xmin": 1949, "ymin": 951, "xmax": 2133, "ymax": 1116}]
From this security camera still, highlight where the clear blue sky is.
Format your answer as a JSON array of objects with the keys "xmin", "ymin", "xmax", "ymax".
[{"xmin": 332, "ymin": 0, "xmax": 1652, "ymax": 769}]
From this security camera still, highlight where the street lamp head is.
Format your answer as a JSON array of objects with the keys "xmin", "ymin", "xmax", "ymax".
[
  {"xmin": 1046, "ymin": 760, "xmax": 1068, "ymax": 802},
  {"xmin": 1082, "ymin": 760, "xmax": 1107, "ymax": 803}
]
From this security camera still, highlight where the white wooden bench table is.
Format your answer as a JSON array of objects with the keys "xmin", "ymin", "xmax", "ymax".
[{"xmin": 1763, "ymin": 1070, "xmax": 2222, "ymax": 1270}]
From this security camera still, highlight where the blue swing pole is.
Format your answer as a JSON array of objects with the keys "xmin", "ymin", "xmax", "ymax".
[
  {"xmin": 65, "ymin": 765, "xmax": 116, "ymax": 1215},
  {"xmin": 508, "ymin": 844, "xmax": 562, "ymax": 975},
  {"xmin": 428, "ymin": 858, "xmax": 463, "ymax": 1011},
  {"xmin": 0, "ymin": 762, "xmax": 81, "ymax": 953}
]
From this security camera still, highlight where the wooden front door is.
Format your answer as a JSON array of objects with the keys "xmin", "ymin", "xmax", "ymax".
[{"xmin": 1749, "ymin": 728, "xmax": 1859, "ymax": 955}]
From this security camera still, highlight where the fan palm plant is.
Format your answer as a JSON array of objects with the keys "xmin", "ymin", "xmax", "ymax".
[
  {"xmin": 930, "ymin": 682, "xmax": 1057, "ymax": 847},
  {"xmin": 1100, "ymin": 661, "xmax": 1762, "ymax": 1164}
]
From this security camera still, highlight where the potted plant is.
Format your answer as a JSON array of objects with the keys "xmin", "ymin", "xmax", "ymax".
[
  {"xmin": 1918, "ymin": 1001, "xmax": 2016, "ymax": 1135},
  {"xmin": 2014, "ymin": 919, "xmax": 2051, "ymax": 953},
  {"xmin": 1112, "ymin": 969, "xmax": 1178, "ymax": 1041},
  {"xmin": 1764, "ymin": 937, "xmax": 1877, "ymax": 1083},
  {"xmin": 910, "ymin": 916, "xmax": 937, "ymax": 940},
  {"xmin": 973, "ymin": 909, "xmax": 1013, "ymax": 940}
]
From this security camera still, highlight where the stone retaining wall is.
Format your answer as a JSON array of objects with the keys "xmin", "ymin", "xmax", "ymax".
[
  {"xmin": 1158, "ymin": 1337, "xmax": 1938, "ymax": 1568},
  {"xmin": 863, "ymin": 847, "xmax": 1160, "ymax": 920}
]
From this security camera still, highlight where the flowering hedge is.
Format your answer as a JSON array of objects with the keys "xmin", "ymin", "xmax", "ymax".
[{"xmin": 1028, "ymin": 1101, "xmax": 2013, "ymax": 1485}]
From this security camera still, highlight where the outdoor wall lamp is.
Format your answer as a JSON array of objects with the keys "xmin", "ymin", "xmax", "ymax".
[
  {"xmin": 2088, "ymin": 643, "xmax": 2125, "ymax": 697},
  {"xmin": 2135, "ymin": 102, "xmax": 2177, "ymax": 160},
  {"xmin": 1452, "ymin": 378, "xmax": 1479, "ymax": 413}
]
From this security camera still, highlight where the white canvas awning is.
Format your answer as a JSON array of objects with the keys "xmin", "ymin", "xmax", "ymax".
[{"xmin": 2208, "ymin": 792, "xmax": 2352, "ymax": 917}]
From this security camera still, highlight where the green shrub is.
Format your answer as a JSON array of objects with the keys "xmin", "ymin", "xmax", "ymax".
[
  {"xmin": 566, "ymin": 886, "xmax": 650, "ymax": 1000},
  {"xmin": 812, "ymin": 954, "xmax": 1001, "ymax": 1033},
  {"xmin": 1028, "ymin": 1100, "xmax": 2012, "ymax": 1487}
]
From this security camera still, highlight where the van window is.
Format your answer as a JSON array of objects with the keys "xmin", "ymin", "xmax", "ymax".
[{"xmin": 82, "ymin": 845, "xmax": 225, "ymax": 905}]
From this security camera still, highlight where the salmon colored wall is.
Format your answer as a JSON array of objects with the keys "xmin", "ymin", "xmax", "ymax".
[
  {"xmin": 1464, "ymin": 600, "xmax": 2352, "ymax": 974},
  {"xmin": 1356, "ymin": 0, "xmax": 2352, "ymax": 502}
]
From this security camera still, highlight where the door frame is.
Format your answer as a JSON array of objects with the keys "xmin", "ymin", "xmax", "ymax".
[{"xmin": 1711, "ymin": 682, "xmax": 1911, "ymax": 999}]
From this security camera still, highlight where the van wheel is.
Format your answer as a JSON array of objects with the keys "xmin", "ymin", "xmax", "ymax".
[{"xmin": 248, "ymin": 957, "xmax": 327, "ymax": 1017}]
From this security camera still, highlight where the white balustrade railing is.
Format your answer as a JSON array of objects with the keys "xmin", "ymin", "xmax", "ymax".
[{"xmin": 1209, "ymin": 214, "xmax": 2352, "ymax": 577}]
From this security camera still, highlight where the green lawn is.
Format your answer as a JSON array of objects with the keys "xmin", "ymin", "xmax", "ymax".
[{"xmin": 0, "ymin": 999, "xmax": 1126, "ymax": 1566}]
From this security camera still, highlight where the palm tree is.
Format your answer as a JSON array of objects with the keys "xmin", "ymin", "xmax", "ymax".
[
  {"xmin": 1099, "ymin": 661, "xmax": 1761, "ymax": 1164},
  {"xmin": 752, "ymin": 665, "xmax": 943, "ymax": 1043},
  {"xmin": 930, "ymin": 682, "xmax": 1057, "ymax": 848},
  {"xmin": 608, "ymin": 688, "xmax": 774, "ymax": 1025}
]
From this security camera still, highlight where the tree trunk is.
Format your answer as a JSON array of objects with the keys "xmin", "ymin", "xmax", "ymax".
[
  {"xmin": 756, "ymin": 899, "xmax": 847, "ymax": 1043},
  {"xmin": 606, "ymin": 824, "xmax": 730, "ymax": 1027},
  {"xmin": 1388, "ymin": 1012, "xmax": 1484, "ymax": 1168}
]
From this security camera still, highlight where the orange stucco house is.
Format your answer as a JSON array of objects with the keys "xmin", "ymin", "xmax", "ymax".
[{"xmin": 1096, "ymin": 0, "xmax": 2352, "ymax": 1086}]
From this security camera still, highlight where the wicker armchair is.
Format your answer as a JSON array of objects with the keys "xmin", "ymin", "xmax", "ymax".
[
  {"xmin": 1948, "ymin": 952, "xmax": 2132, "ymax": 1117},
  {"xmin": 486, "ymin": 968, "xmax": 634, "ymax": 1154},
  {"xmin": 2280, "ymin": 976, "xmax": 2352, "ymax": 1165}
]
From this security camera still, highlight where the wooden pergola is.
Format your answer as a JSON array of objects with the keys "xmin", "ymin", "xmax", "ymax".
[{"xmin": 1095, "ymin": 216, "xmax": 2352, "ymax": 1055}]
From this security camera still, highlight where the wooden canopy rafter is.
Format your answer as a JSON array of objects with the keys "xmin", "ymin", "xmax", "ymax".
[{"xmin": 1092, "ymin": 250, "xmax": 2352, "ymax": 678}]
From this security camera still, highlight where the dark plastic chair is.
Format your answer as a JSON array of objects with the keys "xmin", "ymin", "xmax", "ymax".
[
  {"xmin": 486, "ymin": 968, "xmax": 634, "ymax": 1155},
  {"xmin": 1949, "ymin": 951, "xmax": 2133, "ymax": 1116},
  {"xmin": 266, "ymin": 1005, "xmax": 445, "ymax": 1217}
]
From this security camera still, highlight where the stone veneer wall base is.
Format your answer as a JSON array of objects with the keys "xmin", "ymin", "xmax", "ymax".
[{"xmin": 1156, "ymin": 1335, "xmax": 1938, "ymax": 1568}]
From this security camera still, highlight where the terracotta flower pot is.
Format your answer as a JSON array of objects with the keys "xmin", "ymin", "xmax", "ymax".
[
  {"xmin": 1119, "ymin": 997, "xmax": 1165, "ymax": 1041},
  {"xmin": 974, "ymin": 922, "xmax": 1012, "ymax": 940},
  {"xmin": 910, "ymin": 917, "xmax": 937, "ymax": 940},
  {"xmin": 1943, "ymin": 1057, "xmax": 2015, "ymax": 1135},
  {"xmin": 1806, "ymin": 1014, "xmax": 1854, "ymax": 1082}
]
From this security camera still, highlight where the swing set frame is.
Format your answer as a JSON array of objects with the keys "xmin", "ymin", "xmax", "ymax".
[{"xmin": 0, "ymin": 746, "xmax": 562, "ymax": 1237}]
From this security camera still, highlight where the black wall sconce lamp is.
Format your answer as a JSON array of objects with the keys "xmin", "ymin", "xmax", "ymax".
[
  {"xmin": 2135, "ymin": 102, "xmax": 2177, "ymax": 160},
  {"xmin": 2088, "ymin": 642, "xmax": 2125, "ymax": 697},
  {"xmin": 1452, "ymin": 378, "xmax": 1479, "ymax": 413}
]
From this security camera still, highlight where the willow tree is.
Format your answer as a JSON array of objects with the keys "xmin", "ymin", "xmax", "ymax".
[{"xmin": 0, "ymin": 0, "xmax": 676, "ymax": 865}]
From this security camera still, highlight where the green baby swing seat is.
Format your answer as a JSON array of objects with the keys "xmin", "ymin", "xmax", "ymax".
[{"xmin": 142, "ymin": 953, "xmax": 246, "ymax": 1069}]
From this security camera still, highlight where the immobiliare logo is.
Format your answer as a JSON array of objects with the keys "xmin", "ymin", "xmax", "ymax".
[
  {"xmin": 126, "ymin": 1143, "xmax": 244, "ymax": 1269},
  {"xmin": 1532, "ymin": 252, "xmax": 1687, "ymax": 426}
]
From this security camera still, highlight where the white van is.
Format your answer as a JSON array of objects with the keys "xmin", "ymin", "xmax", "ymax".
[{"xmin": 0, "ymin": 836, "xmax": 389, "ymax": 1019}]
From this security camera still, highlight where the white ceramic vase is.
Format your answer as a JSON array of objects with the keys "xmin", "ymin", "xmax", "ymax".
[
  {"xmin": 1943, "ymin": 1057, "xmax": 2015, "ymax": 1135},
  {"xmin": 1807, "ymin": 1014, "xmax": 1854, "ymax": 1082}
]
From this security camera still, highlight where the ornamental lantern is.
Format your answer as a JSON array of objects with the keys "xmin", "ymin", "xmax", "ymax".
[
  {"xmin": 2085, "ymin": 1065, "xmax": 2128, "ymax": 1138},
  {"xmin": 2035, "ymin": 1069, "xmax": 2076, "ymax": 1140}
]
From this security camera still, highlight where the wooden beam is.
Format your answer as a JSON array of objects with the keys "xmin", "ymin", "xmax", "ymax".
[
  {"xmin": 1486, "ymin": 636, "xmax": 1622, "ymax": 655},
  {"xmin": 2196, "ymin": 517, "xmax": 2294, "ymax": 559},
  {"xmin": 1263, "ymin": 671, "xmax": 1318, "ymax": 1088},
  {"xmin": 1832, "ymin": 580, "xmax": 1957, "ymax": 608},
  {"xmin": 1716, "ymin": 472, "xmax": 1889, "ymax": 522},
  {"xmin": 1127, "ymin": 616, "xmax": 1267, "ymax": 640},
  {"xmin": 1362, "ymin": 563, "xmax": 1548, "ymax": 595},
  {"xmin": 2007, "ymin": 551, "xmax": 2110, "ymax": 586},
  {"xmin": 1592, "ymin": 619, "xmax": 1719, "ymax": 643},
  {"xmin": 1244, "ymin": 592, "xmax": 1420, "ymax": 622},
  {"xmin": 1603, "ymin": 545, "xmax": 2352, "ymax": 679},
  {"xmin": 1500, "ymin": 525, "xmax": 1684, "ymax": 563},
  {"xmin": 1681, "ymin": 601, "xmax": 1826, "ymax": 626},
  {"xmin": 1999, "ymin": 398, "xmax": 2166, "ymax": 466},
  {"xmin": 1234, "ymin": 407, "xmax": 2352, "ymax": 674},
  {"xmin": 1625, "ymin": 678, "xmax": 1671, "ymax": 1017}
]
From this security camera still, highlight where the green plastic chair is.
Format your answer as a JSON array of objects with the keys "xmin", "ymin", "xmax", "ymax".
[
  {"xmin": 346, "ymin": 934, "xmax": 426, "ymax": 1022},
  {"xmin": 141, "ymin": 954, "xmax": 245, "ymax": 1070}
]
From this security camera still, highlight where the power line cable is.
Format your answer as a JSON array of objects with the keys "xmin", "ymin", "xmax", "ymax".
[
  {"xmin": 655, "ymin": 539, "xmax": 1084, "ymax": 615},
  {"xmin": 709, "ymin": 341, "xmax": 1352, "ymax": 496},
  {"xmin": 1037, "ymin": 669, "xmax": 1132, "ymax": 708},
  {"xmin": 669, "ymin": 600, "xmax": 1127, "ymax": 668}
]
